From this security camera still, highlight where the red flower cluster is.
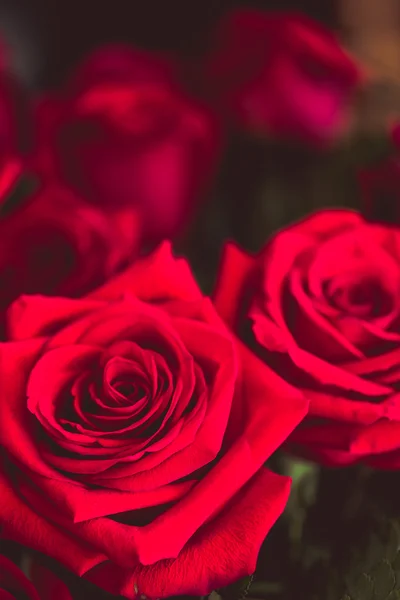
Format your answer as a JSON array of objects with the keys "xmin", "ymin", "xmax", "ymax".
[{"xmin": 0, "ymin": 9, "xmax": 367, "ymax": 600}]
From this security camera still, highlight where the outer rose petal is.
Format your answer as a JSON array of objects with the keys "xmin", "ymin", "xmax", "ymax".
[
  {"xmin": 7, "ymin": 242, "xmax": 201, "ymax": 342},
  {"xmin": 0, "ymin": 555, "xmax": 40, "ymax": 600},
  {"xmin": 304, "ymin": 390, "xmax": 400, "ymax": 425},
  {"xmin": 30, "ymin": 562, "xmax": 72, "ymax": 600},
  {"xmin": 86, "ymin": 469, "xmax": 291, "ymax": 598},
  {"xmin": 7, "ymin": 296, "xmax": 106, "ymax": 341},
  {"xmin": 0, "ymin": 433, "xmax": 296, "ymax": 599},
  {"xmin": 368, "ymin": 448, "xmax": 400, "ymax": 469},
  {"xmin": 281, "ymin": 208, "xmax": 363, "ymax": 239},
  {"xmin": 0, "ymin": 470, "xmax": 105, "ymax": 576},
  {"xmin": 288, "ymin": 420, "xmax": 400, "ymax": 465},
  {"xmin": 91, "ymin": 241, "xmax": 203, "ymax": 303},
  {"xmin": 349, "ymin": 420, "xmax": 400, "ymax": 456},
  {"xmin": 213, "ymin": 242, "xmax": 256, "ymax": 328}
]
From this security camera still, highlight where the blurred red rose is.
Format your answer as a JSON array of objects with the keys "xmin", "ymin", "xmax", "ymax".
[
  {"xmin": 35, "ymin": 45, "xmax": 219, "ymax": 242},
  {"xmin": 0, "ymin": 179, "xmax": 139, "ymax": 334},
  {"xmin": 214, "ymin": 210, "xmax": 400, "ymax": 467},
  {"xmin": 0, "ymin": 243, "xmax": 307, "ymax": 599},
  {"xmin": 202, "ymin": 10, "xmax": 362, "ymax": 144},
  {"xmin": 0, "ymin": 555, "xmax": 72, "ymax": 600}
]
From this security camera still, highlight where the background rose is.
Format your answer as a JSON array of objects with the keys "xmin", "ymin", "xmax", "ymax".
[
  {"xmin": 34, "ymin": 45, "xmax": 219, "ymax": 243},
  {"xmin": 0, "ymin": 179, "xmax": 139, "ymax": 336},
  {"xmin": 214, "ymin": 210, "xmax": 400, "ymax": 467},
  {"xmin": 0, "ymin": 243, "xmax": 306, "ymax": 599},
  {"xmin": 201, "ymin": 10, "xmax": 361, "ymax": 144},
  {"xmin": 0, "ymin": 554, "xmax": 72, "ymax": 600}
]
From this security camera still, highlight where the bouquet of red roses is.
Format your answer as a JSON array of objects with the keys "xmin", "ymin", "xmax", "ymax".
[{"xmin": 0, "ymin": 7, "xmax": 399, "ymax": 600}]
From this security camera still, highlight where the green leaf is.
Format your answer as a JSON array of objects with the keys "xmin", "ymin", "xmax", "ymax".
[
  {"xmin": 345, "ymin": 573, "xmax": 374, "ymax": 600},
  {"xmin": 393, "ymin": 553, "xmax": 400, "ymax": 588},
  {"xmin": 371, "ymin": 560, "xmax": 396, "ymax": 599}
]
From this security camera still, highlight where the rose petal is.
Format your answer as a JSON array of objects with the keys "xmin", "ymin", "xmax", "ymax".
[
  {"xmin": 86, "ymin": 469, "xmax": 291, "ymax": 598},
  {"xmin": 0, "ymin": 555, "xmax": 40, "ymax": 600},
  {"xmin": 251, "ymin": 305, "xmax": 392, "ymax": 397},
  {"xmin": 90, "ymin": 241, "xmax": 202, "ymax": 303},
  {"xmin": 7, "ymin": 295, "xmax": 106, "ymax": 341},
  {"xmin": 29, "ymin": 561, "xmax": 72, "ymax": 600},
  {"xmin": 213, "ymin": 243, "xmax": 256, "ymax": 328},
  {"xmin": 14, "ymin": 467, "xmax": 195, "ymax": 522},
  {"xmin": 306, "ymin": 390, "xmax": 399, "ymax": 424},
  {"xmin": 0, "ymin": 470, "xmax": 105, "ymax": 576},
  {"xmin": 349, "ymin": 420, "xmax": 400, "ymax": 455}
]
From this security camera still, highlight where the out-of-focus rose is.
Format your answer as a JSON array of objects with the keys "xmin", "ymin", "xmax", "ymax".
[
  {"xmin": 202, "ymin": 10, "xmax": 362, "ymax": 144},
  {"xmin": 35, "ymin": 45, "xmax": 219, "ymax": 242},
  {"xmin": 0, "ymin": 180, "xmax": 139, "ymax": 334},
  {"xmin": 0, "ymin": 243, "xmax": 307, "ymax": 599},
  {"xmin": 214, "ymin": 210, "xmax": 400, "ymax": 467},
  {"xmin": 0, "ymin": 555, "xmax": 72, "ymax": 600}
]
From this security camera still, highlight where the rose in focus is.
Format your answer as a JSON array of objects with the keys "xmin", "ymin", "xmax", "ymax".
[
  {"xmin": 35, "ymin": 45, "xmax": 219, "ymax": 242},
  {"xmin": 202, "ymin": 10, "xmax": 361, "ymax": 144},
  {"xmin": 214, "ymin": 210, "xmax": 400, "ymax": 467},
  {"xmin": 0, "ymin": 243, "xmax": 307, "ymax": 598}
]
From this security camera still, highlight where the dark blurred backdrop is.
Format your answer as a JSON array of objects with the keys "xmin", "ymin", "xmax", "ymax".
[{"xmin": 0, "ymin": 0, "xmax": 337, "ymax": 88}]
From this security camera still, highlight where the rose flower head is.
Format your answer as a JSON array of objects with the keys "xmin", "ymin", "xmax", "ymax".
[
  {"xmin": 202, "ymin": 10, "xmax": 362, "ymax": 144},
  {"xmin": 214, "ymin": 210, "xmax": 400, "ymax": 467},
  {"xmin": 34, "ymin": 45, "xmax": 220, "ymax": 243},
  {"xmin": 0, "ymin": 242, "xmax": 307, "ymax": 598}
]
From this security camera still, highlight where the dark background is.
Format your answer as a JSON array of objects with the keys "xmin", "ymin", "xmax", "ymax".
[{"xmin": 0, "ymin": 0, "xmax": 337, "ymax": 88}]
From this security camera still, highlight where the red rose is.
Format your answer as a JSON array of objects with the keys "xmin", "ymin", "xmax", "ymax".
[
  {"xmin": 0, "ymin": 555, "xmax": 71, "ymax": 600},
  {"xmin": 0, "ymin": 243, "xmax": 306, "ymax": 598},
  {"xmin": 214, "ymin": 210, "xmax": 400, "ymax": 467},
  {"xmin": 0, "ymin": 180, "xmax": 139, "ymax": 333},
  {"xmin": 202, "ymin": 10, "xmax": 361, "ymax": 144},
  {"xmin": 35, "ymin": 45, "xmax": 219, "ymax": 242}
]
